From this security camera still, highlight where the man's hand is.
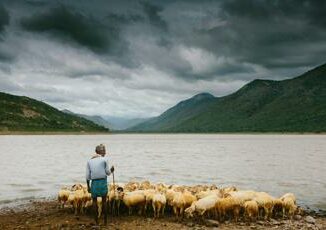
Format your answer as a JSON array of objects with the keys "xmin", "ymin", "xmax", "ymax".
[{"xmin": 110, "ymin": 166, "xmax": 114, "ymax": 173}]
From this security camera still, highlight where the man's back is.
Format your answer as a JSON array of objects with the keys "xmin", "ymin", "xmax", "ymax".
[{"xmin": 86, "ymin": 155, "xmax": 110, "ymax": 180}]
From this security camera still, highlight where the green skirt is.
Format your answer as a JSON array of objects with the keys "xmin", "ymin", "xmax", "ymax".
[{"xmin": 91, "ymin": 178, "xmax": 108, "ymax": 198}]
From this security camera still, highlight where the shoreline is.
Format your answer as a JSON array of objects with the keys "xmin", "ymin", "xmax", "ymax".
[
  {"xmin": 0, "ymin": 199, "xmax": 325, "ymax": 230},
  {"xmin": 1, "ymin": 131, "xmax": 326, "ymax": 135}
]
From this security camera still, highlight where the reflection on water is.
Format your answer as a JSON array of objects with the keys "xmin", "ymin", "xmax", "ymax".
[{"xmin": 0, "ymin": 134, "xmax": 325, "ymax": 210}]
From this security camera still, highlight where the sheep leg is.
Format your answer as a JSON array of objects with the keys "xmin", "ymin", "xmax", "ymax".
[
  {"xmin": 213, "ymin": 208, "xmax": 218, "ymax": 220},
  {"xmin": 80, "ymin": 203, "xmax": 84, "ymax": 214},
  {"xmin": 173, "ymin": 207, "xmax": 178, "ymax": 220},
  {"xmin": 152, "ymin": 203, "xmax": 156, "ymax": 218},
  {"xmin": 162, "ymin": 204, "xmax": 165, "ymax": 217},
  {"xmin": 74, "ymin": 202, "xmax": 78, "ymax": 215},
  {"xmin": 234, "ymin": 207, "xmax": 240, "ymax": 222},
  {"xmin": 264, "ymin": 207, "xmax": 268, "ymax": 220},
  {"xmin": 157, "ymin": 205, "xmax": 161, "ymax": 218},
  {"xmin": 110, "ymin": 199, "xmax": 114, "ymax": 215},
  {"xmin": 145, "ymin": 201, "xmax": 148, "ymax": 214},
  {"xmin": 117, "ymin": 200, "xmax": 120, "ymax": 216},
  {"xmin": 180, "ymin": 207, "xmax": 184, "ymax": 220},
  {"xmin": 138, "ymin": 204, "xmax": 144, "ymax": 216}
]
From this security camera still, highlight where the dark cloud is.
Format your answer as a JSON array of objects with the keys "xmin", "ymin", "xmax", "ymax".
[
  {"xmin": 106, "ymin": 12, "xmax": 143, "ymax": 25},
  {"xmin": 0, "ymin": 4, "xmax": 9, "ymax": 33},
  {"xmin": 20, "ymin": 5, "xmax": 121, "ymax": 54},
  {"xmin": 142, "ymin": 1, "xmax": 168, "ymax": 32},
  {"xmin": 0, "ymin": 51, "xmax": 13, "ymax": 62},
  {"xmin": 184, "ymin": 0, "xmax": 326, "ymax": 70},
  {"xmin": 0, "ymin": 0, "xmax": 325, "ymax": 117}
]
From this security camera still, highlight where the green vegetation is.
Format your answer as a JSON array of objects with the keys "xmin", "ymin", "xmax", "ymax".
[
  {"xmin": 0, "ymin": 92, "xmax": 109, "ymax": 132},
  {"xmin": 129, "ymin": 63, "xmax": 326, "ymax": 133}
]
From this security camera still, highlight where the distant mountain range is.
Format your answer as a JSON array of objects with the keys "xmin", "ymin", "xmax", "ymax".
[
  {"xmin": 102, "ymin": 116, "xmax": 150, "ymax": 130},
  {"xmin": 0, "ymin": 92, "xmax": 109, "ymax": 132},
  {"xmin": 62, "ymin": 110, "xmax": 149, "ymax": 130},
  {"xmin": 128, "ymin": 63, "xmax": 326, "ymax": 133}
]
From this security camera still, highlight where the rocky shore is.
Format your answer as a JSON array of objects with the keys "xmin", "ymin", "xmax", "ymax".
[{"xmin": 0, "ymin": 200, "xmax": 325, "ymax": 230}]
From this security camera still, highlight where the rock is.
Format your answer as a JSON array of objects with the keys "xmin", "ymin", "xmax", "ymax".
[
  {"xmin": 294, "ymin": 215, "xmax": 302, "ymax": 220},
  {"xmin": 204, "ymin": 219, "xmax": 219, "ymax": 227},
  {"xmin": 280, "ymin": 220, "xmax": 288, "ymax": 225},
  {"xmin": 257, "ymin": 221, "xmax": 265, "ymax": 225},
  {"xmin": 270, "ymin": 219, "xmax": 280, "ymax": 225},
  {"xmin": 186, "ymin": 222, "xmax": 195, "ymax": 227},
  {"xmin": 305, "ymin": 216, "xmax": 316, "ymax": 224}
]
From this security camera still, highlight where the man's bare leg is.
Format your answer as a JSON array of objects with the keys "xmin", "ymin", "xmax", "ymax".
[
  {"xmin": 102, "ymin": 196, "xmax": 108, "ymax": 225},
  {"xmin": 92, "ymin": 198, "xmax": 98, "ymax": 225}
]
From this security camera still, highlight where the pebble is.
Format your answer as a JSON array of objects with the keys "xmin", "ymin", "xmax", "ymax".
[
  {"xmin": 294, "ymin": 215, "xmax": 302, "ymax": 220},
  {"xmin": 270, "ymin": 219, "xmax": 280, "ymax": 225},
  {"xmin": 305, "ymin": 216, "xmax": 316, "ymax": 224},
  {"xmin": 204, "ymin": 219, "xmax": 219, "ymax": 227},
  {"xmin": 186, "ymin": 222, "xmax": 195, "ymax": 227}
]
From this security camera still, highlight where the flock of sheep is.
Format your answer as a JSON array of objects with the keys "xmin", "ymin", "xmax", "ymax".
[{"xmin": 58, "ymin": 181, "xmax": 298, "ymax": 223}]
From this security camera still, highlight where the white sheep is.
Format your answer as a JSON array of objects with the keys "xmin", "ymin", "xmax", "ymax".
[
  {"xmin": 253, "ymin": 192, "xmax": 274, "ymax": 220},
  {"xmin": 171, "ymin": 191, "xmax": 186, "ymax": 220},
  {"xmin": 122, "ymin": 190, "xmax": 146, "ymax": 215},
  {"xmin": 152, "ymin": 193, "xmax": 166, "ymax": 218},
  {"xmin": 185, "ymin": 195, "xmax": 219, "ymax": 219},
  {"xmin": 243, "ymin": 200, "xmax": 259, "ymax": 222},
  {"xmin": 58, "ymin": 188, "xmax": 70, "ymax": 208}
]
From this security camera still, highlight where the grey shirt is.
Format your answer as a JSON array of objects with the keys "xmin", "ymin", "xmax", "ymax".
[{"xmin": 86, "ymin": 154, "xmax": 111, "ymax": 180}]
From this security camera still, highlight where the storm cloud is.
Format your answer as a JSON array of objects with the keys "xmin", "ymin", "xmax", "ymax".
[{"xmin": 0, "ymin": 0, "xmax": 325, "ymax": 118}]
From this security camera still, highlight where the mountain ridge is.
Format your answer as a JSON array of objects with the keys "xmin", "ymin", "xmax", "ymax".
[
  {"xmin": 0, "ymin": 92, "xmax": 109, "ymax": 132},
  {"xmin": 128, "ymin": 63, "xmax": 326, "ymax": 132}
]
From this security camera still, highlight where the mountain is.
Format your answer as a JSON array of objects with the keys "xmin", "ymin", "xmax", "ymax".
[
  {"xmin": 61, "ymin": 110, "xmax": 148, "ymax": 130},
  {"xmin": 0, "ymin": 92, "xmax": 109, "ymax": 132},
  {"xmin": 128, "ymin": 93, "xmax": 216, "ymax": 131},
  {"xmin": 128, "ymin": 63, "xmax": 326, "ymax": 132},
  {"xmin": 62, "ymin": 110, "xmax": 111, "ymax": 129},
  {"xmin": 102, "ymin": 116, "xmax": 150, "ymax": 130}
]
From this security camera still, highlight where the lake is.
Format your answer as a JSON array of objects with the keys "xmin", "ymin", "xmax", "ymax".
[{"xmin": 0, "ymin": 134, "xmax": 325, "ymax": 211}]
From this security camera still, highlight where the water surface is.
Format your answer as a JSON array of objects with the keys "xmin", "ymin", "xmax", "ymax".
[{"xmin": 0, "ymin": 134, "xmax": 325, "ymax": 210}]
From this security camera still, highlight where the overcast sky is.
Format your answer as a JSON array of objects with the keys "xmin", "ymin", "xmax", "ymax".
[{"xmin": 0, "ymin": 0, "xmax": 325, "ymax": 118}]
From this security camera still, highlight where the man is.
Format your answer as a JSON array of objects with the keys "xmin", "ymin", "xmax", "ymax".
[{"xmin": 86, "ymin": 144, "xmax": 114, "ymax": 225}]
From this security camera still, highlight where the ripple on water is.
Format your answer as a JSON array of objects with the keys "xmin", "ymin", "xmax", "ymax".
[
  {"xmin": 277, "ymin": 182, "xmax": 296, "ymax": 187},
  {"xmin": 0, "ymin": 196, "xmax": 37, "ymax": 206},
  {"xmin": 160, "ymin": 168, "xmax": 172, "ymax": 172},
  {"xmin": 20, "ymin": 188, "xmax": 44, "ymax": 192},
  {"xmin": 8, "ymin": 183, "xmax": 33, "ymax": 187}
]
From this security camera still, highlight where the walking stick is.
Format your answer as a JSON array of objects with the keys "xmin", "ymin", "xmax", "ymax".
[
  {"xmin": 112, "ymin": 170, "xmax": 116, "ymax": 215},
  {"xmin": 112, "ymin": 170, "xmax": 116, "ymax": 194}
]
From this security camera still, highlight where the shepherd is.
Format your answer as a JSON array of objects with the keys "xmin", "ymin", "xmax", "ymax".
[{"xmin": 86, "ymin": 144, "xmax": 114, "ymax": 225}]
